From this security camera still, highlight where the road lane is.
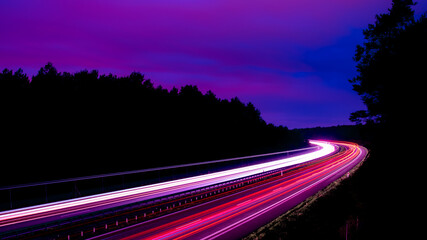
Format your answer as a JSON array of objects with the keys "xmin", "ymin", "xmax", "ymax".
[
  {"xmin": 0, "ymin": 140, "xmax": 334, "ymax": 232},
  {"xmin": 92, "ymin": 141, "xmax": 367, "ymax": 240}
]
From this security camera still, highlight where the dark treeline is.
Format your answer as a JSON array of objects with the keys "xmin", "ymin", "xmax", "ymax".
[
  {"xmin": 0, "ymin": 63, "xmax": 305, "ymax": 185},
  {"xmin": 296, "ymin": 125, "xmax": 369, "ymax": 144},
  {"xmin": 286, "ymin": 2, "xmax": 426, "ymax": 240},
  {"xmin": 349, "ymin": 0, "xmax": 426, "ymax": 128}
]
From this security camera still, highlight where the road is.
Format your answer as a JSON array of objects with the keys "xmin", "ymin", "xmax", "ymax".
[
  {"xmin": 91, "ymin": 140, "xmax": 367, "ymax": 240},
  {"xmin": 0, "ymin": 140, "xmax": 333, "ymax": 232}
]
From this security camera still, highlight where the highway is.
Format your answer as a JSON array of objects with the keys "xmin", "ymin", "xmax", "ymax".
[
  {"xmin": 90, "ymin": 140, "xmax": 367, "ymax": 240},
  {"xmin": 0, "ymin": 140, "xmax": 334, "ymax": 233}
]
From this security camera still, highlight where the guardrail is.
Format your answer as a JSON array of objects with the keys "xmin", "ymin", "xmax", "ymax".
[
  {"xmin": 0, "ymin": 146, "xmax": 318, "ymax": 211},
  {"xmin": 1, "ymin": 148, "xmax": 327, "ymax": 240}
]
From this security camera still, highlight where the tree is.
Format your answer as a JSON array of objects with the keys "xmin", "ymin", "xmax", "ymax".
[
  {"xmin": 31, "ymin": 62, "xmax": 61, "ymax": 90},
  {"xmin": 348, "ymin": 3, "xmax": 426, "ymax": 238},
  {"xmin": 349, "ymin": 0, "xmax": 425, "ymax": 125},
  {"xmin": 0, "ymin": 68, "xmax": 30, "ymax": 90}
]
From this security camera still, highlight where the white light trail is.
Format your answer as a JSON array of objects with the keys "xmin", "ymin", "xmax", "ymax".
[{"xmin": 0, "ymin": 140, "xmax": 335, "ymax": 227}]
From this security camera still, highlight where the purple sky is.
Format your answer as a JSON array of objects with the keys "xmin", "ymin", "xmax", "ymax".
[{"xmin": 1, "ymin": 0, "xmax": 426, "ymax": 128}]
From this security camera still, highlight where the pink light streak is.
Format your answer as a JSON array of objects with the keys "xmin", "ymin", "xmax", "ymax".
[
  {"xmin": 117, "ymin": 141, "xmax": 365, "ymax": 240},
  {"xmin": 0, "ymin": 141, "xmax": 334, "ymax": 228}
]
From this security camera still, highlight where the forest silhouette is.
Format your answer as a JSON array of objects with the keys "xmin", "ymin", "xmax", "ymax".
[
  {"xmin": 290, "ymin": 2, "xmax": 426, "ymax": 239},
  {"xmin": 0, "ymin": 64, "xmax": 305, "ymax": 185},
  {"xmin": 349, "ymin": 0, "xmax": 426, "ymax": 128}
]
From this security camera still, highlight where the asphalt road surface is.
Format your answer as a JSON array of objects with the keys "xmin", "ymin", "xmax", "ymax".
[
  {"xmin": 91, "ymin": 140, "xmax": 367, "ymax": 240},
  {"xmin": 0, "ymin": 141, "xmax": 333, "ymax": 233}
]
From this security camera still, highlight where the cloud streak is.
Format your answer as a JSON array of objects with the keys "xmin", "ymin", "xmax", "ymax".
[{"xmin": 1, "ymin": 0, "xmax": 424, "ymax": 128}]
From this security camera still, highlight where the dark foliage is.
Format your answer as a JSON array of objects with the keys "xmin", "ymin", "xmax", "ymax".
[
  {"xmin": 296, "ymin": 125, "xmax": 362, "ymax": 141},
  {"xmin": 0, "ymin": 64, "xmax": 305, "ymax": 186},
  {"xmin": 306, "ymin": 1, "xmax": 427, "ymax": 238},
  {"xmin": 349, "ymin": 0, "xmax": 426, "ymax": 127},
  {"xmin": 348, "ymin": 0, "xmax": 425, "ymax": 204},
  {"xmin": 283, "ymin": 2, "xmax": 427, "ymax": 239}
]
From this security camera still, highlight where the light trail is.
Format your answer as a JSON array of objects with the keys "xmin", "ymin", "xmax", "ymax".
[
  {"xmin": 0, "ymin": 140, "xmax": 334, "ymax": 230},
  {"xmin": 93, "ymin": 140, "xmax": 367, "ymax": 240}
]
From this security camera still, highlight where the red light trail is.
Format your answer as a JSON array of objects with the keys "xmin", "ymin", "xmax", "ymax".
[
  {"xmin": 0, "ymin": 141, "xmax": 333, "ymax": 231},
  {"xmin": 93, "ymin": 140, "xmax": 367, "ymax": 240},
  {"xmin": 0, "ymin": 140, "xmax": 367, "ymax": 240}
]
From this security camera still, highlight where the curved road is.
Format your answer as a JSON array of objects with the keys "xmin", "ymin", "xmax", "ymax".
[
  {"xmin": 0, "ymin": 140, "xmax": 333, "ymax": 232},
  {"xmin": 92, "ymin": 140, "xmax": 368, "ymax": 240}
]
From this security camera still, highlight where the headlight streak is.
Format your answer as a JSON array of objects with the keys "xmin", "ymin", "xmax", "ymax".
[
  {"xmin": 108, "ymin": 148, "xmax": 345, "ymax": 240},
  {"xmin": 0, "ymin": 140, "xmax": 334, "ymax": 229},
  {"xmin": 104, "ymin": 141, "xmax": 366, "ymax": 240}
]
